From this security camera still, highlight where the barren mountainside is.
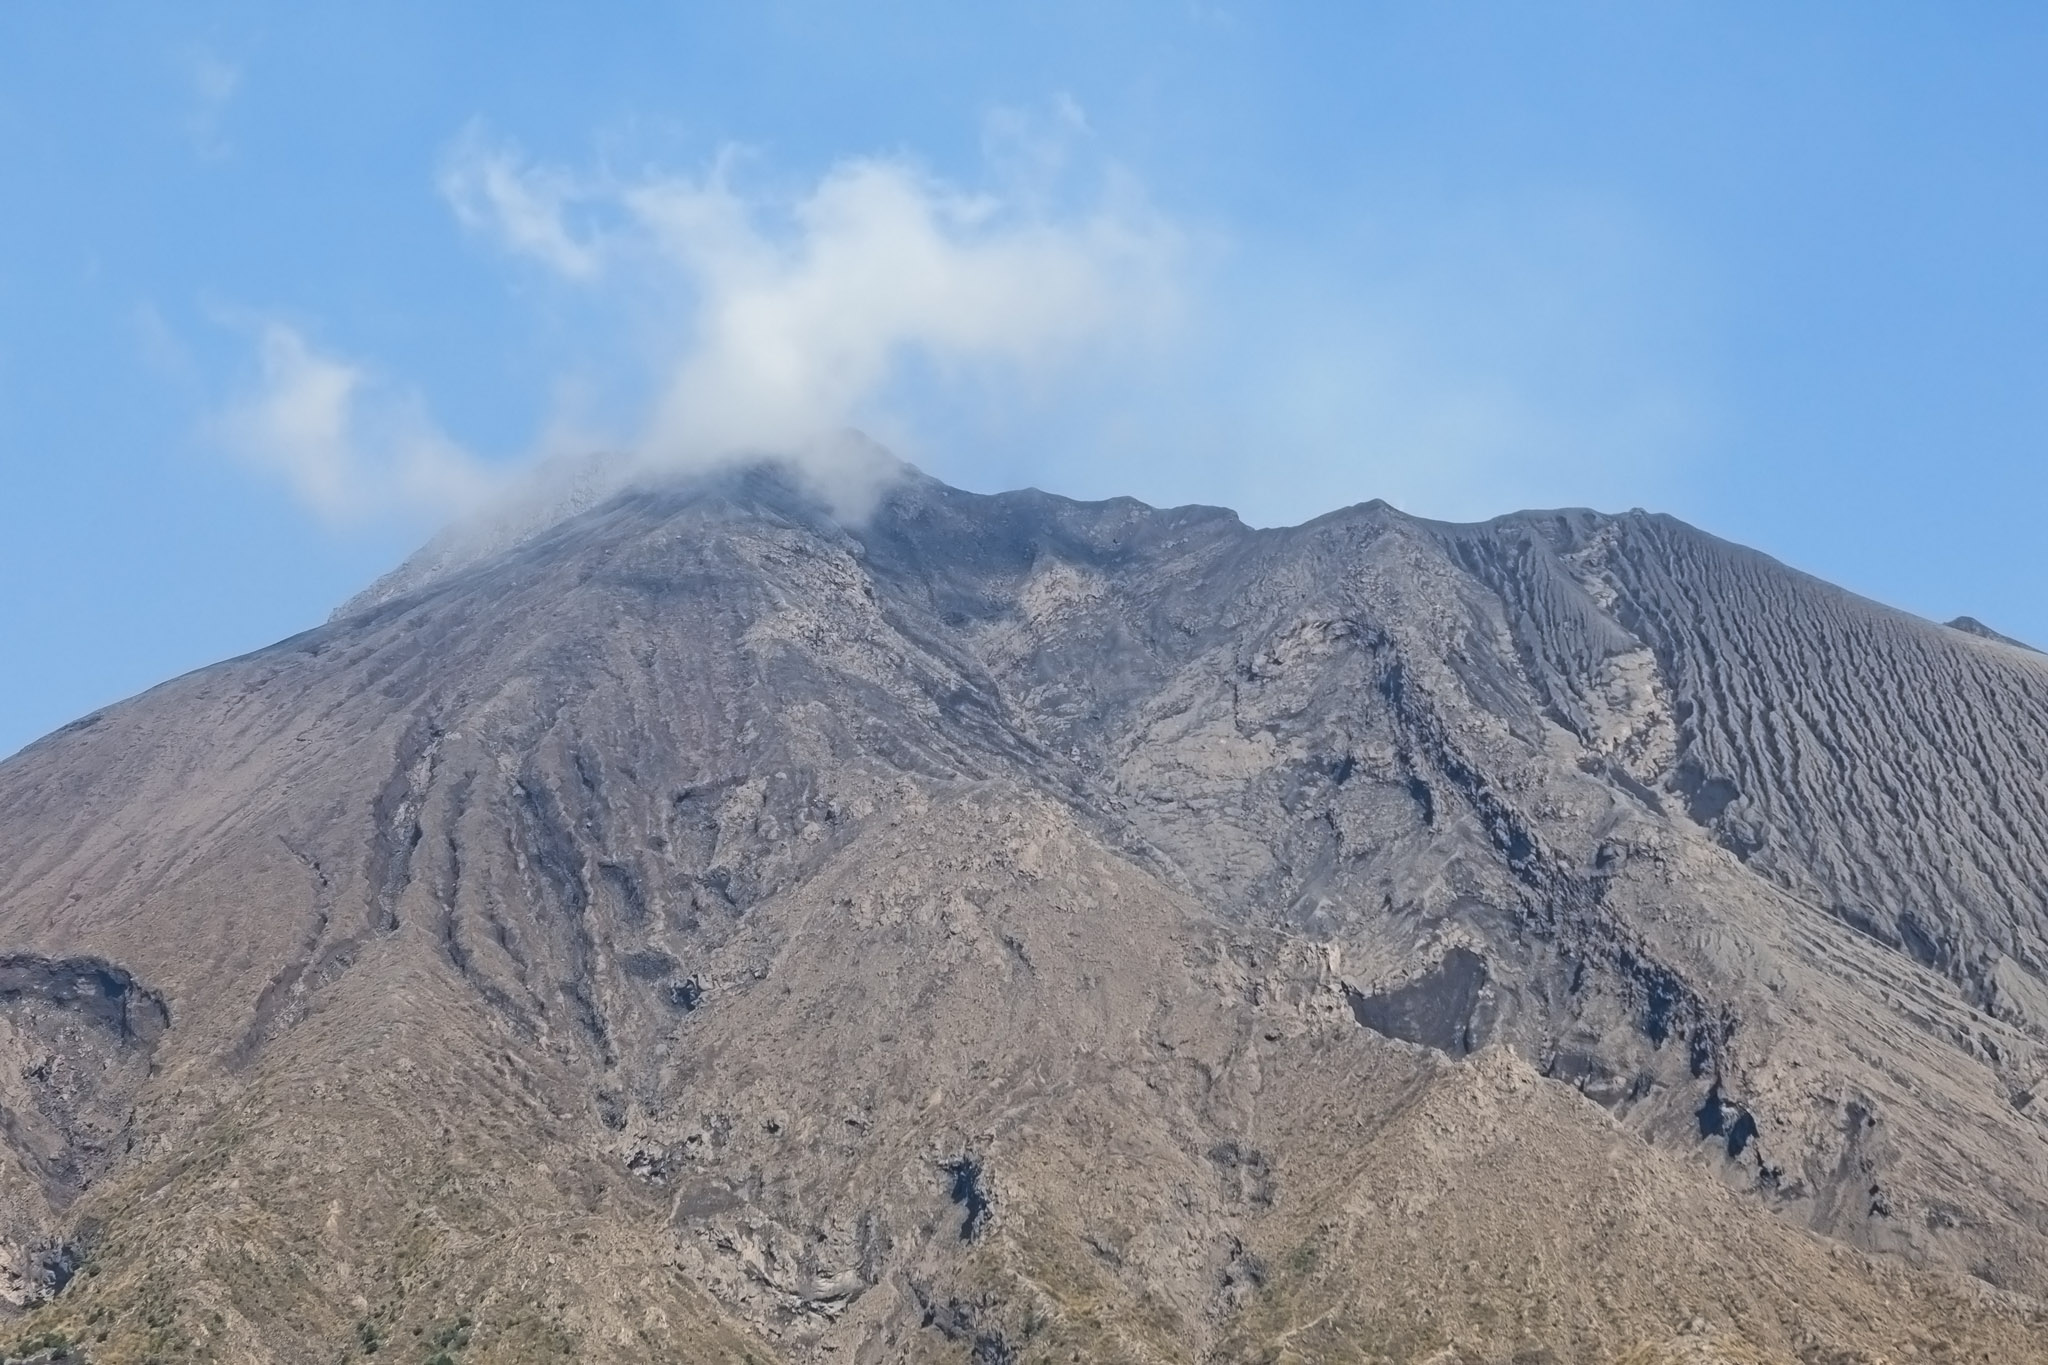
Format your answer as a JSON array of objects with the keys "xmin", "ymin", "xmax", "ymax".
[{"xmin": 2, "ymin": 462, "xmax": 2047, "ymax": 1363}]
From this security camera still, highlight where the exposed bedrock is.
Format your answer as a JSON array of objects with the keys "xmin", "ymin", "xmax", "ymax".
[
  {"xmin": 0, "ymin": 464, "xmax": 2045, "ymax": 1359},
  {"xmin": 0, "ymin": 954, "xmax": 166, "ymax": 1309}
]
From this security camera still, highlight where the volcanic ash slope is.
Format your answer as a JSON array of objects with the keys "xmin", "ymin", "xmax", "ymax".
[{"xmin": 1, "ymin": 464, "xmax": 2047, "ymax": 1363}]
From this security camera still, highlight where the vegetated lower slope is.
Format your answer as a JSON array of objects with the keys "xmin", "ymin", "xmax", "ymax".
[{"xmin": 0, "ymin": 463, "xmax": 2045, "ymax": 1364}]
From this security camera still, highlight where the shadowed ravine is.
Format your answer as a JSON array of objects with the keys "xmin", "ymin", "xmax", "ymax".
[{"xmin": 1, "ymin": 462, "xmax": 2045, "ymax": 1363}]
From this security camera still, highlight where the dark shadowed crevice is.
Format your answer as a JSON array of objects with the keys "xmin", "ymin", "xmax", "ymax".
[
  {"xmin": 1345, "ymin": 947, "xmax": 1491, "ymax": 1056},
  {"xmin": 942, "ymin": 1156, "xmax": 991, "ymax": 1241},
  {"xmin": 1697, "ymin": 1082, "xmax": 1761, "ymax": 1160},
  {"xmin": 0, "ymin": 955, "xmax": 169, "ymax": 1047}
]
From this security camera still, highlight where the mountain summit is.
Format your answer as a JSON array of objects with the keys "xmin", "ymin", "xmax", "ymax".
[{"xmin": 3, "ymin": 464, "xmax": 2046, "ymax": 1363}]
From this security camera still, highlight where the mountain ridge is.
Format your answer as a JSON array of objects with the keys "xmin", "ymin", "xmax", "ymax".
[{"xmin": 2, "ymin": 462, "xmax": 2046, "ymax": 1362}]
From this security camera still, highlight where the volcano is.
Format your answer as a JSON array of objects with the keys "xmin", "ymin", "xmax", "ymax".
[{"xmin": 2, "ymin": 463, "xmax": 2046, "ymax": 1363}]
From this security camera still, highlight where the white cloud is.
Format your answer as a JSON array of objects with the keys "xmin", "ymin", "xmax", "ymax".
[
  {"xmin": 214, "ymin": 116, "xmax": 1181, "ymax": 529},
  {"xmin": 438, "ymin": 128, "xmax": 605, "ymax": 279},
  {"xmin": 178, "ymin": 45, "xmax": 241, "ymax": 159},
  {"xmin": 213, "ymin": 324, "xmax": 501, "ymax": 526},
  {"xmin": 637, "ymin": 159, "xmax": 1172, "ymax": 462},
  {"xmin": 438, "ymin": 125, "xmax": 1181, "ymax": 512},
  {"xmin": 979, "ymin": 94, "xmax": 1092, "ymax": 205}
]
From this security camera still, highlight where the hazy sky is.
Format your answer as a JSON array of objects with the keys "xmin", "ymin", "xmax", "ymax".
[{"xmin": 4, "ymin": 3, "xmax": 2047, "ymax": 757}]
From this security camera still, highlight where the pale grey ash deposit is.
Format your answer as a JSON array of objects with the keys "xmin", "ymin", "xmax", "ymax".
[{"xmin": 1, "ymin": 460, "xmax": 2046, "ymax": 1363}]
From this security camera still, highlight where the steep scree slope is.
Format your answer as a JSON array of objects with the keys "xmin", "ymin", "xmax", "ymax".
[{"xmin": 0, "ymin": 465, "xmax": 2044, "ymax": 1363}]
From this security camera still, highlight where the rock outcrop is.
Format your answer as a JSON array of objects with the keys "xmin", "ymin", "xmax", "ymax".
[{"xmin": 1, "ymin": 462, "xmax": 2045, "ymax": 1362}]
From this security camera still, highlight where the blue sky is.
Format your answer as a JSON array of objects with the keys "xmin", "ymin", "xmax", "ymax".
[{"xmin": 4, "ymin": 3, "xmax": 2046, "ymax": 757}]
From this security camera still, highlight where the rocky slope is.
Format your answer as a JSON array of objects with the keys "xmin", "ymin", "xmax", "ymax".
[{"xmin": 1, "ymin": 462, "xmax": 2046, "ymax": 1363}]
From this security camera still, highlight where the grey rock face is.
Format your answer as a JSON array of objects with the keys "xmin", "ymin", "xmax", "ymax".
[
  {"xmin": 1947, "ymin": 613, "xmax": 2040, "ymax": 651},
  {"xmin": 0, "ymin": 956, "xmax": 164, "ymax": 1307},
  {"xmin": 1, "ymin": 462, "xmax": 2046, "ymax": 1361}
]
